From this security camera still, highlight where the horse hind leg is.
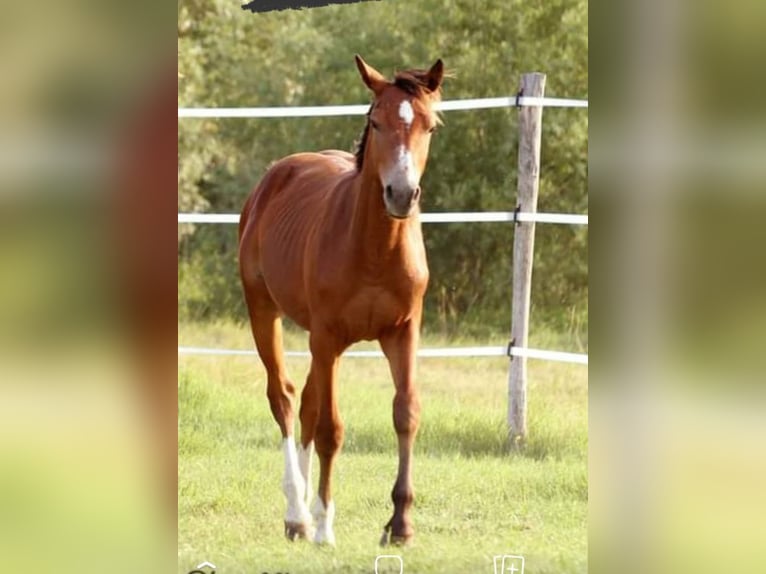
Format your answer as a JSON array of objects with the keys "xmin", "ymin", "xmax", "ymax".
[{"xmin": 243, "ymin": 279, "xmax": 313, "ymax": 540}]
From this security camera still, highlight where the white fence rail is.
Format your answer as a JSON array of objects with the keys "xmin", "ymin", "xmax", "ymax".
[
  {"xmin": 178, "ymin": 95, "xmax": 587, "ymax": 119},
  {"xmin": 177, "ymin": 212, "xmax": 588, "ymax": 225},
  {"xmin": 178, "ymin": 345, "xmax": 588, "ymax": 365}
]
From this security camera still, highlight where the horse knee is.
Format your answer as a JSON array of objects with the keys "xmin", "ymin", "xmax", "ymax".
[
  {"xmin": 266, "ymin": 383, "xmax": 294, "ymax": 407},
  {"xmin": 299, "ymin": 385, "xmax": 318, "ymax": 422},
  {"xmin": 393, "ymin": 391, "xmax": 421, "ymax": 436},
  {"xmin": 315, "ymin": 417, "xmax": 344, "ymax": 457},
  {"xmin": 267, "ymin": 383, "xmax": 296, "ymax": 430}
]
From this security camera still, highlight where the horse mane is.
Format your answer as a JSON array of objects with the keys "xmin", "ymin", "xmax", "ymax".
[
  {"xmin": 354, "ymin": 109, "xmax": 373, "ymax": 171},
  {"xmin": 392, "ymin": 69, "xmax": 444, "ymax": 101},
  {"xmin": 354, "ymin": 68, "xmax": 443, "ymax": 171}
]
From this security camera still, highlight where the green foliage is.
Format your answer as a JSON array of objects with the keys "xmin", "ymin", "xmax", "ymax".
[{"xmin": 178, "ymin": 0, "xmax": 588, "ymax": 339}]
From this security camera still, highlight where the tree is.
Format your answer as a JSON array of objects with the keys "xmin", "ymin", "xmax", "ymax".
[{"xmin": 178, "ymin": 0, "xmax": 588, "ymax": 339}]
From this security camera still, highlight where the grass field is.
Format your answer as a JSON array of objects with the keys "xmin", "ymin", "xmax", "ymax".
[{"xmin": 178, "ymin": 321, "xmax": 587, "ymax": 574}]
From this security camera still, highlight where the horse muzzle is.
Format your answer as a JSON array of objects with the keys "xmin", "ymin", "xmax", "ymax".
[{"xmin": 384, "ymin": 184, "xmax": 421, "ymax": 219}]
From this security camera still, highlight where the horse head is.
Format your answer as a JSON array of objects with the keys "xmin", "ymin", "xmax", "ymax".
[{"xmin": 355, "ymin": 55, "xmax": 444, "ymax": 219}]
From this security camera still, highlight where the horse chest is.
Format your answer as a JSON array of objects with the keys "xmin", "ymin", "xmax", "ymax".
[{"xmin": 340, "ymin": 285, "xmax": 418, "ymax": 341}]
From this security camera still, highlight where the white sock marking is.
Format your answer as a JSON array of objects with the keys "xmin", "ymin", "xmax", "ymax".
[
  {"xmin": 311, "ymin": 497, "xmax": 336, "ymax": 545},
  {"xmin": 399, "ymin": 100, "xmax": 414, "ymax": 128},
  {"xmin": 297, "ymin": 441, "xmax": 314, "ymax": 506},
  {"xmin": 282, "ymin": 438, "xmax": 312, "ymax": 527}
]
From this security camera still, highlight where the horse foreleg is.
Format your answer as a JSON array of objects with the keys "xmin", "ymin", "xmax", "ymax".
[
  {"xmin": 280, "ymin": 436, "xmax": 314, "ymax": 541},
  {"xmin": 379, "ymin": 320, "xmax": 422, "ymax": 545},
  {"xmin": 243, "ymin": 283, "xmax": 312, "ymax": 540},
  {"xmin": 309, "ymin": 331, "xmax": 344, "ymax": 545}
]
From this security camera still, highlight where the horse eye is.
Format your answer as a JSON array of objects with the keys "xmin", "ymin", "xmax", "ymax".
[
  {"xmin": 428, "ymin": 126, "xmax": 438, "ymax": 134},
  {"xmin": 370, "ymin": 120, "xmax": 380, "ymax": 131}
]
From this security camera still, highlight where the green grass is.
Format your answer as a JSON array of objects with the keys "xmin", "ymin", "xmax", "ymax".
[{"xmin": 179, "ymin": 321, "xmax": 587, "ymax": 573}]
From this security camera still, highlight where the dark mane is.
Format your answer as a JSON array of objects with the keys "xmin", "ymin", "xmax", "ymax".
[
  {"xmin": 393, "ymin": 69, "xmax": 444, "ymax": 100},
  {"xmin": 354, "ymin": 106, "xmax": 372, "ymax": 171},
  {"xmin": 354, "ymin": 68, "xmax": 443, "ymax": 171}
]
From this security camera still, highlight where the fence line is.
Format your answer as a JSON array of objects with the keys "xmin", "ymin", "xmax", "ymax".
[
  {"xmin": 178, "ymin": 345, "xmax": 588, "ymax": 365},
  {"xmin": 178, "ymin": 78, "xmax": 589, "ymax": 442},
  {"xmin": 178, "ymin": 95, "xmax": 587, "ymax": 119},
  {"xmin": 178, "ymin": 211, "xmax": 588, "ymax": 225}
]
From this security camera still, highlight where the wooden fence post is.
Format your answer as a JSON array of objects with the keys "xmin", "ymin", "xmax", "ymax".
[{"xmin": 508, "ymin": 72, "xmax": 546, "ymax": 445}]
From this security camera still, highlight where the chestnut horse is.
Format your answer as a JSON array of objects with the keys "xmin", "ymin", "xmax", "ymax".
[{"xmin": 238, "ymin": 55, "xmax": 444, "ymax": 545}]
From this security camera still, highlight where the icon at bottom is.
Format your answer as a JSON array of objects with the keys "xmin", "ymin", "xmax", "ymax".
[
  {"xmin": 493, "ymin": 554, "xmax": 525, "ymax": 574},
  {"xmin": 375, "ymin": 554, "xmax": 404, "ymax": 574}
]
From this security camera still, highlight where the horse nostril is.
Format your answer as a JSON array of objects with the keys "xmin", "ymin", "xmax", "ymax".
[
  {"xmin": 413, "ymin": 186, "xmax": 421, "ymax": 202},
  {"xmin": 385, "ymin": 185, "xmax": 393, "ymax": 200}
]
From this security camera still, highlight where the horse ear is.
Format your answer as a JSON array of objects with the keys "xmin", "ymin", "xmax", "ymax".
[
  {"xmin": 426, "ymin": 59, "xmax": 444, "ymax": 92},
  {"xmin": 355, "ymin": 54, "xmax": 387, "ymax": 94}
]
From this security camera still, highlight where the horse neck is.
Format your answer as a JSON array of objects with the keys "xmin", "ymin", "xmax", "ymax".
[{"xmin": 350, "ymin": 163, "xmax": 422, "ymax": 261}]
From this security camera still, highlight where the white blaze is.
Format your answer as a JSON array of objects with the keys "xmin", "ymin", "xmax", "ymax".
[
  {"xmin": 399, "ymin": 100, "xmax": 414, "ymax": 128},
  {"xmin": 396, "ymin": 145, "xmax": 419, "ymax": 187},
  {"xmin": 381, "ymin": 144, "xmax": 420, "ymax": 202}
]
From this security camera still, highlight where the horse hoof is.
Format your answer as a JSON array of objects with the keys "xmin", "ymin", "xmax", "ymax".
[
  {"xmin": 313, "ymin": 532, "xmax": 336, "ymax": 546},
  {"xmin": 284, "ymin": 520, "xmax": 312, "ymax": 541},
  {"xmin": 312, "ymin": 522, "xmax": 336, "ymax": 546},
  {"xmin": 390, "ymin": 533, "xmax": 413, "ymax": 546},
  {"xmin": 379, "ymin": 527, "xmax": 413, "ymax": 547}
]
